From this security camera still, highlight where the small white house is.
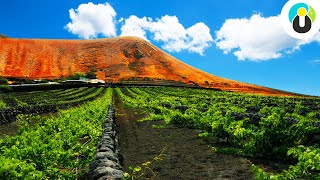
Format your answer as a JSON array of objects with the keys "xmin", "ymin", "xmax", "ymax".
[{"xmin": 90, "ymin": 79, "xmax": 105, "ymax": 84}]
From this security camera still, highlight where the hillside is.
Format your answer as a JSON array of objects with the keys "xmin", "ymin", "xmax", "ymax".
[
  {"xmin": 0, "ymin": 36, "xmax": 298, "ymax": 96},
  {"xmin": 0, "ymin": 34, "xmax": 8, "ymax": 38}
]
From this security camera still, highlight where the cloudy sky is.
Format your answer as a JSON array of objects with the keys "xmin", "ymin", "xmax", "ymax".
[{"xmin": 1, "ymin": 0, "xmax": 320, "ymax": 95}]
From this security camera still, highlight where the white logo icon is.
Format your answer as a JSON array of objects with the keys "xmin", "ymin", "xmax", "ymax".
[{"xmin": 281, "ymin": 0, "xmax": 320, "ymax": 39}]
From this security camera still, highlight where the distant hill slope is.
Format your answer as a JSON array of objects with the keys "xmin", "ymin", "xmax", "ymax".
[
  {"xmin": 0, "ymin": 34, "xmax": 8, "ymax": 38},
  {"xmin": 0, "ymin": 36, "xmax": 300, "ymax": 96}
]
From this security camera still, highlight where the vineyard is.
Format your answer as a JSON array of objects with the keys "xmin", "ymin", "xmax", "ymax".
[
  {"xmin": 0, "ymin": 87, "xmax": 113, "ymax": 178},
  {"xmin": 0, "ymin": 87, "xmax": 106, "ymax": 124},
  {"xmin": 116, "ymin": 87, "xmax": 320, "ymax": 179},
  {"xmin": 0, "ymin": 86, "xmax": 319, "ymax": 179}
]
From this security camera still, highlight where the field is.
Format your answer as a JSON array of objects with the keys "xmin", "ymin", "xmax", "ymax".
[
  {"xmin": 0, "ymin": 87, "xmax": 106, "ymax": 125},
  {"xmin": 0, "ymin": 87, "xmax": 112, "ymax": 178},
  {"xmin": 0, "ymin": 86, "xmax": 319, "ymax": 179}
]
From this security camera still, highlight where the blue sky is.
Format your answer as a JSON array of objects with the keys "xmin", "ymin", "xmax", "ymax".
[{"xmin": 1, "ymin": 0, "xmax": 320, "ymax": 96}]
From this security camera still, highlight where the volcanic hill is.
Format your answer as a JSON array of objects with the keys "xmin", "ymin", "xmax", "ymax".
[{"xmin": 0, "ymin": 36, "xmax": 297, "ymax": 96}]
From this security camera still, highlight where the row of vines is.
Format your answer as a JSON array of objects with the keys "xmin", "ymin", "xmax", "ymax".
[
  {"xmin": 117, "ymin": 87, "xmax": 320, "ymax": 179},
  {"xmin": 0, "ymin": 88, "xmax": 112, "ymax": 179},
  {"xmin": 0, "ymin": 87, "xmax": 107, "ymax": 124},
  {"xmin": 0, "ymin": 87, "xmax": 105, "ymax": 108}
]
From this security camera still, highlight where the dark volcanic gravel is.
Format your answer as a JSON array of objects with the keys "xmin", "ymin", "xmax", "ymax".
[{"xmin": 115, "ymin": 92, "xmax": 254, "ymax": 180}]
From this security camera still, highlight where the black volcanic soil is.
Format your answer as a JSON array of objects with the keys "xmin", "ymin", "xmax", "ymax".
[
  {"xmin": 114, "ymin": 91, "xmax": 254, "ymax": 180},
  {"xmin": 0, "ymin": 121, "xmax": 18, "ymax": 138}
]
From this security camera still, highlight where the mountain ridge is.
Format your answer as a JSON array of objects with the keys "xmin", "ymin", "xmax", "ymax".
[{"xmin": 0, "ymin": 36, "xmax": 301, "ymax": 96}]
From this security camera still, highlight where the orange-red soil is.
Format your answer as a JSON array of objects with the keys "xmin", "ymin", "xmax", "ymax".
[{"xmin": 0, "ymin": 36, "xmax": 298, "ymax": 96}]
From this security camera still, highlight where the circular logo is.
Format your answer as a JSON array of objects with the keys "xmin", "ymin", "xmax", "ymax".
[{"xmin": 281, "ymin": 0, "xmax": 320, "ymax": 39}]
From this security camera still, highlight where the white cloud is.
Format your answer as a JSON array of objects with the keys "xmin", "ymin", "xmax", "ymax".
[
  {"xmin": 120, "ymin": 16, "xmax": 151, "ymax": 40},
  {"xmin": 65, "ymin": 3, "xmax": 213, "ymax": 55},
  {"xmin": 215, "ymin": 14, "xmax": 320, "ymax": 61},
  {"xmin": 118, "ymin": 18, "xmax": 124, "ymax": 23},
  {"xmin": 149, "ymin": 15, "xmax": 188, "ymax": 52},
  {"xmin": 120, "ymin": 15, "xmax": 213, "ymax": 55},
  {"xmin": 186, "ymin": 22, "xmax": 213, "ymax": 55},
  {"xmin": 311, "ymin": 59, "xmax": 320, "ymax": 64},
  {"xmin": 65, "ymin": 2, "xmax": 117, "ymax": 39}
]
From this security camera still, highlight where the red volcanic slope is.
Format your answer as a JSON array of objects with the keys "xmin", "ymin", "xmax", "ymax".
[{"xmin": 0, "ymin": 36, "xmax": 298, "ymax": 96}]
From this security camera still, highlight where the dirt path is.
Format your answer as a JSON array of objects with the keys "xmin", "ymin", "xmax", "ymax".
[{"xmin": 114, "ymin": 92, "xmax": 254, "ymax": 180}]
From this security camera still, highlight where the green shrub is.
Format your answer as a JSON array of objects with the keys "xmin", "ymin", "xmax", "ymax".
[
  {"xmin": 85, "ymin": 71, "xmax": 97, "ymax": 79},
  {"xmin": 67, "ymin": 72, "xmax": 86, "ymax": 80},
  {"xmin": 0, "ymin": 77, "xmax": 8, "ymax": 85},
  {"xmin": 0, "ymin": 85, "xmax": 12, "ymax": 91}
]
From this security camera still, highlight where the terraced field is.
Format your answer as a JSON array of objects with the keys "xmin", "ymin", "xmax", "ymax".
[
  {"xmin": 0, "ymin": 87, "xmax": 106, "ymax": 124},
  {"xmin": 1, "ymin": 87, "xmax": 105, "ymax": 107}
]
